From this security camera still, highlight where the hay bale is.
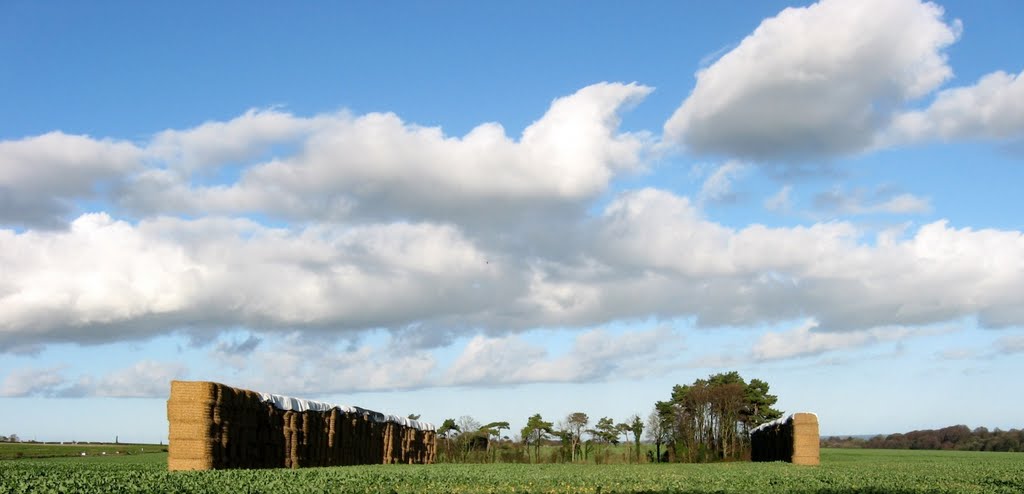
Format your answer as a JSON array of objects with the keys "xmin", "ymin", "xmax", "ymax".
[
  {"xmin": 791, "ymin": 412, "xmax": 820, "ymax": 466},
  {"xmin": 751, "ymin": 412, "xmax": 819, "ymax": 465},
  {"xmin": 168, "ymin": 380, "xmax": 436, "ymax": 470},
  {"xmin": 167, "ymin": 381, "xmax": 222, "ymax": 471},
  {"xmin": 167, "ymin": 457, "xmax": 214, "ymax": 471}
]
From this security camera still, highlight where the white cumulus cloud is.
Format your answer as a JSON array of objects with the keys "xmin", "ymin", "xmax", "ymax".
[
  {"xmin": 444, "ymin": 327, "xmax": 682, "ymax": 386},
  {"xmin": 0, "ymin": 132, "xmax": 143, "ymax": 228},
  {"xmin": 120, "ymin": 82, "xmax": 653, "ymax": 224},
  {"xmin": 664, "ymin": 0, "xmax": 960, "ymax": 161},
  {"xmin": 813, "ymin": 187, "xmax": 932, "ymax": 215},
  {"xmin": 887, "ymin": 69, "xmax": 1024, "ymax": 145},
  {"xmin": 752, "ymin": 320, "xmax": 918, "ymax": 360},
  {"xmin": 697, "ymin": 160, "xmax": 748, "ymax": 205},
  {"xmin": 0, "ymin": 361, "xmax": 186, "ymax": 398},
  {"xmin": 146, "ymin": 108, "xmax": 318, "ymax": 171}
]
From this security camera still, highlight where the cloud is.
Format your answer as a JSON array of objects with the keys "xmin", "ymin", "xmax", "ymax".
[
  {"xmin": 76, "ymin": 361, "xmax": 187, "ymax": 398},
  {"xmin": 0, "ymin": 212, "xmax": 500, "ymax": 351},
  {"xmin": 936, "ymin": 348, "xmax": 981, "ymax": 361},
  {"xmin": 752, "ymin": 320, "xmax": 917, "ymax": 360},
  {"xmin": 214, "ymin": 334, "xmax": 263, "ymax": 356},
  {"xmin": 0, "ymin": 366, "xmax": 67, "ymax": 397},
  {"xmin": 0, "ymin": 361, "xmax": 185, "ymax": 398},
  {"xmin": 0, "ymin": 132, "xmax": 143, "ymax": 228},
  {"xmin": 210, "ymin": 333, "xmax": 264, "ymax": 369},
  {"xmin": 764, "ymin": 185, "xmax": 793, "ymax": 213},
  {"xmin": 233, "ymin": 333, "xmax": 438, "ymax": 396},
  {"xmin": 444, "ymin": 326, "xmax": 682, "ymax": 386},
  {"xmin": 146, "ymin": 108, "xmax": 317, "ymax": 171},
  {"xmin": 887, "ymin": 69, "xmax": 1024, "ymax": 145},
  {"xmin": 3, "ymin": 188, "xmax": 1024, "ymax": 354},
  {"xmin": 590, "ymin": 189, "xmax": 1024, "ymax": 332},
  {"xmin": 664, "ymin": 0, "xmax": 960, "ymax": 161},
  {"xmin": 697, "ymin": 160, "xmax": 748, "ymax": 205},
  {"xmin": 994, "ymin": 335, "xmax": 1024, "ymax": 355},
  {"xmin": 813, "ymin": 187, "xmax": 931, "ymax": 215},
  {"xmin": 119, "ymin": 83, "xmax": 653, "ymax": 225}
]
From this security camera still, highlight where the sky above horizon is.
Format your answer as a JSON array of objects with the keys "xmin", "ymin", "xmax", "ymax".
[{"xmin": 1, "ymin": 0, "xmax": 1023, "ymax": 443}]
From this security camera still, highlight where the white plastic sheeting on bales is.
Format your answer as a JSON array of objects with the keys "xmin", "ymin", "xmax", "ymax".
[
  {"xmin": 751, "ymin": 412, "xmax": 818, "ymax": 434},
  {"xmin": 256, "ymin": 392, "xmax": 435, "ymax": 431}
]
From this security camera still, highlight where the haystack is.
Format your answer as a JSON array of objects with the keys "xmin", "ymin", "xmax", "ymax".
[
  {"xmin": 751, "ymin": 412, "xmax": 819, "ymax": 465},
  {"xmin": 166, "ymin": 380, "xmax": 436, "ymax": 471}
]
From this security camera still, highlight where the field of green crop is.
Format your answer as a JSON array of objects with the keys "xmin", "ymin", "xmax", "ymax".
[{"xmin": 2, "ymin": 448, "xmax": 1022, "ymax": 493}]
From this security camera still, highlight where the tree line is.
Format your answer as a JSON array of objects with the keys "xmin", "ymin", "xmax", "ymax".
[
  {"xmin": 821, "ymin": 425, "xmax": 1024, "ymax": 452},
  {"xmin": 434, "ymin": 371, "xmax": 783, "ymax": 464}
]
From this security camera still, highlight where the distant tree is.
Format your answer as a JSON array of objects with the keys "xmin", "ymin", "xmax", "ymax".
[
  {"xmin": 407, "ymin": 414, "xmax": 421, "ymax": 420},
  {"xmin": 645, "ymin": 408, "xmax": 670, "ymax": 462},
  {"xmin": 616, "ymin": 422, "xmax": 631, "ymax": 462},
  {"xmin": 457, "ymin": 416, "xmax": 481, "ymax": 435},
  {"xmin": 629, "ymin": 414, "xmax": 644, "ymax": 463},
  {"xmin": 828, "ymin": 425, "xmax": 1023, "ymax": 453},
  {"xmin": 582, "ymin": 438, "xmax": 594, "ymax": 461},
  {"xmin": 451, "ymin": 416, "xmax": 488, "ymax": 462},
  {"xmin": 553, "ymin": 428, "xmax": 573, "ymax": 463},
  {"xmin": 438, "ymin": 418, "xmax": 459, "ymax": 437},
  {"xmin": 521, "ymin": 414, "xmax": 553, "ymax": 463},
  {"xmin": 594, "ymin": 417, "xmax": 619, "ymax": 445},
  {"xmin": 589, "ymin": 417, "xmax": 619, "ymax": 463},
  {"xmin": 742, "ymin": 378, "xmax": 783, "ymax": 429},
  {"xmin": 661, "ymin": 372, "xmax": 782, "ymax": 462},
  {"xmin": 565, "ymin": 412, "xmax": 589, "ymax": 462},
  {"xmin": 437, "ymin": 418, "xmax": 459, "ymax": 462},
  {"xmin": 480, "ymin": 421, "xmax": 510, "ymax": 462}
]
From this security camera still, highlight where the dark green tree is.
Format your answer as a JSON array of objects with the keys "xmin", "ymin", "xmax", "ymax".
[
  {"xmin": 661, "ymin": 372, "xmax": 782, "ymax": 462},
  {"xmin": 437, "ymin": 418, "xmax": 460, "ymax": 462},
  {"xmin": 589, "ymin": 417, "xmax": 620, "ymax": 463},
  {"xmin": 629, "ymin": 414, "xmax": 644, "ymax": 463},
  {"xmin": 480, "ymin": 421, "xmax": 510, "ymax": 462},
  {"xmin": 521, "ymin": 414, "xmax": 553, "ymax": 463}
]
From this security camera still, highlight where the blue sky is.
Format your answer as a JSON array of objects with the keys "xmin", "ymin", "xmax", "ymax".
[{"xmin": 1, "ymin": 0, "xmax": 1022, "ymax": 443}]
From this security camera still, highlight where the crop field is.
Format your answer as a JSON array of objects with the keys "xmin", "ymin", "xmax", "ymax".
[{"xmin": 2, "ymin": 448, "xmax": 1023, "ymax": 493}]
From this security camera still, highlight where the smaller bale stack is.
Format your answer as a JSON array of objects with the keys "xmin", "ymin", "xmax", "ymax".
[{"xmin": 751, "ymin": 412, "xmax": 819, "ymax": 466}]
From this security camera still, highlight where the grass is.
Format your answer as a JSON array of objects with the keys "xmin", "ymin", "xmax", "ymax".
[
  {"xmin": 1, "ymin": 448, "xmax": 1022, "ymax": 493},
  {"xmin": 0, "ymin": 442, "xmax": 165, "ymax": 460}
]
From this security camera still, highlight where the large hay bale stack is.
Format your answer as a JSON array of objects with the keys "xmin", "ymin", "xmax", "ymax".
[
  {"xmin": 751, "ymin": 412, "xmax": 819, "ymax": 465},
  {"xmin": 167, "ymin": 381, "xmax": 221, "ymax": 471},
  {"xmin": 166, "ymin": 380, "xmax": 436, "ymax": 471}
]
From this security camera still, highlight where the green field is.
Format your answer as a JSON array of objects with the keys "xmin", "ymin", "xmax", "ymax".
[
  {"xmin": 0, "ymin": 442, "xmax": 164, "ymax": 460},
  {"xmin": 1, "ymin": 448, "xmax": 1022, "ymax": 493}
]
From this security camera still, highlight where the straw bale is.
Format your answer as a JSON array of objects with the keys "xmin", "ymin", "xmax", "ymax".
[
  {"xmin": 170, "ymin": 380, "xmax": 219, "ymax": 403},
  {"xmin": 166, "ymin": 401, "xmax": 219, "ymax": 423},
  {"xmin": 168, "ymin": 438, "xmax": 217, "ymax": 458},
  {"xmin": 793, "ymin": 434, "xmax": 819, "ymax": 449},
  {"xmin": 168, "ymin": 380, "xmax": 436, "ymax": 470},
  {"xmin": 168, "ymin": 457, "xmax": 215, "ymax": 471},
  {"xmin": 792, "ymin": 454, "xmax": 820, "ymax": 466},
  {"xmin": 169, "ymin": 420, "xmax": 217, "ymax": 440},
  {"xmin": 791, "ymin": 412, "xmax": 817, "ymax": 425}
]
